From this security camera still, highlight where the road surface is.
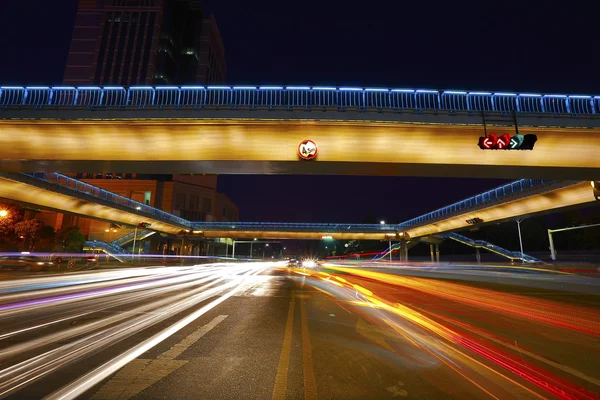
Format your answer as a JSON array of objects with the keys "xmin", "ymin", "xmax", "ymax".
[{"xmin": 0, "ymin": 261, "xmax": 598, "ymax": 399}]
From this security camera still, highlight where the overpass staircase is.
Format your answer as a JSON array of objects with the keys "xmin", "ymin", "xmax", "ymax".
[
  {"xmin": 84, "ymin": 229, "xmax": 156, "ymax": 262},
  {"xmin": 439, "ymin": 232, "xmax": 541, "ymax": 263},
  {"xmin": 83, "ymin": 239, "xmax": 129, "ymax": 262}
]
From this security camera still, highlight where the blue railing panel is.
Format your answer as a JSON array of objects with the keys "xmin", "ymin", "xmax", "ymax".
[
  {"xmin": 24, "ymin": 87, "xmax": 51, "ymax": 107},
  {"xmin": 155, "ymin": 87, "xmax": 180, "ymax": 107},
  {"xmin": 0, "ymin": 87, "xmax": 25, "ymax": 106},
  {"xmin": 441, "ymin": 91, "xmax": 468, "ymax": 111},
  {"xmin": 231, "ymin": 88, "xmax": 256, "ymax": 107},
  {"xmin": 76, "ymin": 87, "xmax": 103, "ymax": 107},
  {"xmin": 180, "ymin": 87, "xmax": 205, "ymax": 106},
  {"xmin": 467, "ymin": 92, "xmax": 493, "ymax": 112},
  {"xmin": 568, "ymin": 96, "xmax": 593, "ymax": 115},
  {"xmin": 50, "ymin": 87, "xmax": 78, "ymax": 106},
  {"xmin": 389, "ymin": 90, "xmax": 415, "ymax": 109},
  {"xmin": 493, "ymin": 93, "xmax": 518, "ymax": 113},
  {"xmin": 103, "ymin": 87, "xmax": 127, "ymax": 107},
  {"xmin": 518, "ymin": 94, "xmax": 543, "ymax": 113},
  {"xmin": 206, "ymin": 87, "xmax": 231, "ymax": 106},
  {"xmin": 415, "ymin": 90, "xmax": 439, "ymax": 110},
  {"xmin": 542, "ymin": 95, "xmax": 568, "ymax": 114},
  {"xmin": 129, "ymin": 87, "xmax": 155, "ymax": 107},
  {"xmin": 364, "ymin": 89, "xmax": 389, "ymax": 109}
]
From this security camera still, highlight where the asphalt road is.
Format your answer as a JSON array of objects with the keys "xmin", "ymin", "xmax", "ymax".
[{"xmin": 0, "ymin": 262, "xmax": 598, "ymax": 399}]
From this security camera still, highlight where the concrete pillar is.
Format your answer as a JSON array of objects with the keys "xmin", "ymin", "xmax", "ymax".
[
  {"xmin": 399, "ymin": 239, "xmax": 408, "ymax": 261},
  {"xmin": 435, "ymin": 244, "xmax": 440, "ymax": 262},
  {"xmin": 430, "ymin": 244, "xmax": 435, "ymax": 263},
  {"xmin": 475, "ymin": 248, "xmax": 481, "ymax": 264}
]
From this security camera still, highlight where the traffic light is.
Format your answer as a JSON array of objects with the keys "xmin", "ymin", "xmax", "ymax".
[
  {"xmin": 138, "ymin": 222, "xmax": 151, "ymax": 228},
  {"xmin": 466, "ymin": 218, "xmax": 483, "ymax": 225},
  {"xmin": 478, "ymin": 133, "xmax": 537, "ymax": 150}
]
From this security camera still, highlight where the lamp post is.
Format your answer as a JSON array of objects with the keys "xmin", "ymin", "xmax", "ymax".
[{"xmin": 516, "ymin": 219, "xmax": 524, "ymax": 262}]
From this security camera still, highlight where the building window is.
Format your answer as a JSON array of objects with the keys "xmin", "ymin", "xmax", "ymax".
[
  {"xmin": 190, "ymin": 196, "xmax": 198, "ymax": 209},
  {"xmin": 175, "ymin": 193, "xmax": 186, "ymax": 209},
  {"xmin": 202, "ymin": 198, "xmax": 211, "ymax": 212},
  {"xmin": 222, "ymin": 207, "xmax": 226, "ymax": 217}
]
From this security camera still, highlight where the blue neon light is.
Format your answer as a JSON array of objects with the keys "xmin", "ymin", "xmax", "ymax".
[{"xmin": 1, "ymin": 84, "xmax": 598, "ymax": 116}]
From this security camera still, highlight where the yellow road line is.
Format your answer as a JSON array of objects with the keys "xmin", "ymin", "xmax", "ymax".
[
  {"xmin": 272, "ymin": 298, "xmax": 296, "ymax": 400},
  {"xmin": 300, "ymin": 299, "xmax": 318, "ymax": 400}
]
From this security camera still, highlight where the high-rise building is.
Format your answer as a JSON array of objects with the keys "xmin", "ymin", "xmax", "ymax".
[{"xmin": 64, "ymin": 0, "xmax": 226, "ymax": 86}]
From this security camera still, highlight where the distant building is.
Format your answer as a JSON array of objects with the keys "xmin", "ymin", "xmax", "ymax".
[
  {"xmin": 64, "ymin": 0, "xmax": 226, "ymax": 86},
  {"xmin": 37, "ymin": 174, "xmax": 238, "ymax": 256}
]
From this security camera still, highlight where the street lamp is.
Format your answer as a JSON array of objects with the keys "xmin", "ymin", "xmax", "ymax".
[
  {"xmin": 380, "ymin": 220, "xmax": 385, "ymax": 225},
  {"xmin": 0, "ymin": 210, "xmax": 8, "ymax": 218}
]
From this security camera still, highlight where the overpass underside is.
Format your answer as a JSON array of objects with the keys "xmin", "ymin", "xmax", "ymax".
[
  {"xmin": 0, "ymin": 174, "xmax": 187, "ymax": 235},
  {"xmin": 404, "ymin": 181, "xmax": 596, "ymax": 239},
  {"xmin": 0, "ymin": 119, "xmax": 599, "ymax": 179}
]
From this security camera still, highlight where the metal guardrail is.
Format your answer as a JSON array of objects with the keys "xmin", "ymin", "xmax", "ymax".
[
  {"xmin": 0, "ymin": 85, "xmax": 598, "ymax": 116},
  {"xmin": 190, "ymin": 221, "xmax": 398, "ymax": 233},
  {"xmin": 111, "ymin": 229, "xmax": 154, "ymax": 246},
  {"xmin": 399, "ymin": 179, "xmax": 578, "ymax": 230},
  {"xmin": 22, "ymin": 172, "xmax": 190, "ymax": 228},
  {"xmin": 441, "ymin": 232, "xmax": 540, "ymax": 263}
]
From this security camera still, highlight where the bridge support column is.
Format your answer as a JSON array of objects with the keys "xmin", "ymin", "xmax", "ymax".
[
  {"xmin": 435, "ymin": 244, "xmax": 440, "ymax": 262},
  {"xmin": 430, "ymin": 244, "xmax": 435, "ymax": 263},
  {"xmin": 399, "ymin": 239, "xmax": 408, "ymax": 261},
  {"xmin": 476, "ymin": 248, "xmax": 481, "ymax": 264}
]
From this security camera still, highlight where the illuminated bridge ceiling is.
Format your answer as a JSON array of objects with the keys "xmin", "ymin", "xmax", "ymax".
[{"xmin": 0, "ymin": 85, "xmax": 599, "ymax": 179}]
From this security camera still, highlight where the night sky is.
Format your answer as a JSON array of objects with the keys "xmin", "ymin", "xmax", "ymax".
[{"xmin": 1, "ymin": 0, "xmax": 598, "ymax": 223}]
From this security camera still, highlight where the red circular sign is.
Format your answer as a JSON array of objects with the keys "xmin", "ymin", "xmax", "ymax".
[{"xmin": 298, "ymin": 139, "xmax": 318, "ymax": 160}]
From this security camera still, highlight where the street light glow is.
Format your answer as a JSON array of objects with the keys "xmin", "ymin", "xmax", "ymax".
[
  {"xmin": 0, "ymin": 210, "xmax": 8, "ymax": 217},
  {"xmin": 380, "ymin": 220, "xmax": 385, "ymax": 224}
]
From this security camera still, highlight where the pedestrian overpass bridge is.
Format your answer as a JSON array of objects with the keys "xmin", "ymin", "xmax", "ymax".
[
  {"xmin": 1, "ymin": 85, "xmax": 599, "ymax": 179},
  {"xmin": 0, "ymin": 172, "xmax": 596, "ymax": 244}
]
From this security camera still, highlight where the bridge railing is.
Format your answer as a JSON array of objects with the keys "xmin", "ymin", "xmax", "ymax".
[
  {"xmin": 190, "ymin": 221, "xmax": 398, "ymax": 233},
  {"xmin": 22, "ymin": 172, "xmax": 190, "ymax": 227},
  {"xmin": 1, "ymin": 86, "xmax": 598, "ymax": 116},
  {"xmin": 399, "ymin": 179, "xmax": 577, "ymax": 230}
]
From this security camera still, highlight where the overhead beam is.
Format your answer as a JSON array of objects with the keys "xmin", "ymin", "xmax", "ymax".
[{"xmin": 0, "ymin": 120, "xmax": 599, "ymax": 178}]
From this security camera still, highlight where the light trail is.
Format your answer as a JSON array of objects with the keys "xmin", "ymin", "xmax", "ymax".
[
  {"xmin": 288, "ymin": 266, "xmax": 600, "ymax": 399},
  {"xmin": 0, "ymin": 262, "xmax": 273, "ymax": 398}
]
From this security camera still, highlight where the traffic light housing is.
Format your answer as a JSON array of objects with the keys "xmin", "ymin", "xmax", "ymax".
[
  {"xmin": 138, "ymin": 222, "xmax": 151, "ymax": 228},
  {"xmin": 478, "ymin": 133, "xmax": 537, "ymax": 150}
]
